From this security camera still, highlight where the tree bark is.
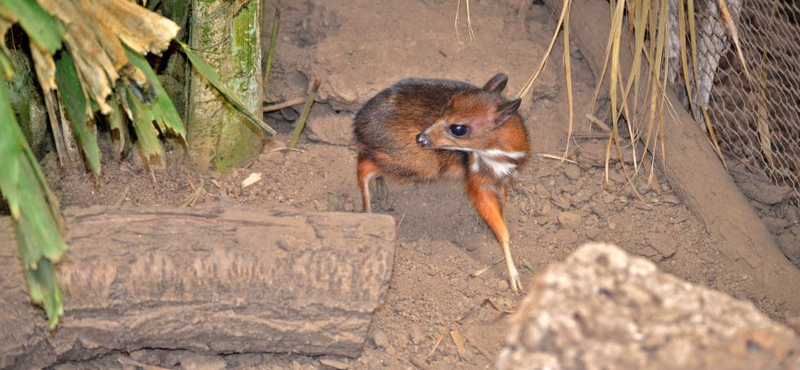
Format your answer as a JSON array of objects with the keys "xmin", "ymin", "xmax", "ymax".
[
  {"xmin": 6, "ymin": 50, "xmax": 48, "ymax": 158},
  {"xmin": 0, "ymin": 206, "xmax": 396, "ymax": 370},
  {"xmin": 542, "ymin": 0, "xmax": 800, "ymax": 316},
  {"xmin": 187, "ymin": 0, "xmax": 264, "ymax": 172}
]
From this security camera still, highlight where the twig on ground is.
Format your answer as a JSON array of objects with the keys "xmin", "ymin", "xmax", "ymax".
[
  {"xmin": 115, "ymin": 185, "xmax": 131, "ymax": 207},
  {"xmin": 396, "ymin": 212, "xmax": 406, "ymax": 231},
  {"xmin": 269, "ymin": 147, "xmax": 305, "ymax": 153},
  {"xmin": 481, "ymin": 298, "xmax": 515, "ymax": 314},
  {"xmin": 426, "ymin": 328, "xmax": 448, "ymax": 359},
  {"xmin": 572, "ymin": 132, "xmax": 611, "ymax": 140},
  {"xmin": 410, "ymin": 357, "xmax": 430, "ymax": 370},
  {"xmin": 469, "ymin": 257, "xmax": 504, "ymax": 277},
  {"xmin": 585, "ymin": 113, "xmax": 612, "ymax": 132},
  {"xmin": 263, "ymin": 97, "xmax": 306, "ymax": 112},
  {"xmin": 450, "ymin": 330, "xmax": 468, "ymax": 360},
  {"xmin": 537, "ymin": 153, "xmax": 578, "ymax": 164},
  {"xmin": 180, "ymin": 179, "xmax": 205, "ymax": 207}
]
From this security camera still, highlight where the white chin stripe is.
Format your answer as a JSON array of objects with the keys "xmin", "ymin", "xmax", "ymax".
[
  {"xmin": 478, "ymin": 149, "xmax": 526, "ymax": 160},
  {"xmin": 481, "ymin": 156, "xmax": 517, "ymax": 177},
  {"xmin": 441, "ymin": 147, "xmax": 526, "ymax": 160},
  {"xmin": 470, "ymin": 153, "xmax": 518, "ymax": 177}
]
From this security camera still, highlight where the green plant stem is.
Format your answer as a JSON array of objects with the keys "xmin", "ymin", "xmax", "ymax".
[
  {"xmin": 288, "ymin": 79, "xmax": 320, "ymax": 150},
  {"xmin": 263, "ymin": 6, "xmax": 280, "ymax": 87}
]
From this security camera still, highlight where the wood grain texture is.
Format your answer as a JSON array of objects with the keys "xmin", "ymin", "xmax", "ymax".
[{"xmin": 0, "ymin": 206, "xmax": 396, "ymax": 369}]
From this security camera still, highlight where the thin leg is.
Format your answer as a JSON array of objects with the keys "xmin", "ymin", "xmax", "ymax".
[
  {"xmin": 466, "ymin": 175, "xmax": 522, "ymax": 292},
  {"xmin": 357, "ymin": 154, "xmax": 380, "ymax": 213},
  {"xmin": 374, "ymin": 177, "xmax": 391, "ymax": 211},
  {"xmin": 501, "ymin": 185, "xmax": 508, "ymax": 222}
]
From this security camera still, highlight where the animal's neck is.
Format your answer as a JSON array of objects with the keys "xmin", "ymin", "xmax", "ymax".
[{"xmin": 468, "ymin": 148, "xmax": 527, "ymax": 180}]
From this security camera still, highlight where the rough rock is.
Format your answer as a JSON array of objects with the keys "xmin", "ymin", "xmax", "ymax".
[
  {"xmin": 762, "ymin": 216, "xmax": 791, "ymax": 235},
  {"xmin": 645, "ymin": 232, "xmax": 678, "ymax": 259},
  {"xmin": 557, "ymin": 212, "xmax": 583, "ymax": 229},
  {"xmin": 176, "ymin": 352, "xmax": 226, "ymax": 370},
  {"xmin": 498, "ymin": 243, "xmax": 800, "ymax": 370},
  {"xmin": 730, "ymin": 163, "xmax": 793, "ymax": 205},
  {"xmin": 306, "ymin": 110, "xmax": 353, "ymax": 146},
  {"xmin": 777, "ymin": 225, "xmax": 800, "ymax": 267},
  {"xmin": 575, "ymin": 141, "xmax": 634, "ymax": 169},
  {"xmin": 563, "ymin": 164, "xmax": 581, "ymax": 180},
  {"xmin": 319, "ymin": 358, "xmax": 351, "ymax": 369},
  {"xmin": 371, "ymin": 329, "xmax": 390, "ymax": 349},
  {"xmin": 409, "ymin": 324, "xmax": 426, "ymax": 345},
  {"xmin": 554, "ymin": 229, "xmax": 579, "ymax": 245},
  {"xmin": 270, "ymin": 0, "xmax": 545, "ymax": 113}
]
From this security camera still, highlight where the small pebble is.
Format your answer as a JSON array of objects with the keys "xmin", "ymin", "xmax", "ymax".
[
  {"xmin": 551, "ymin": 194, "xmax": 571, "ymax": 210},
  {"xmin": 559, "ymin": 184, "xmax": 578, "ymax": 194},
  {"xmin": 395, "ymin": 333, "xmax": 409, "ymax": 349},
  {"xmin": 497, "ymin": 279, "xmax": 509, "ymax": 290},
  {"xmin": 372, "ymin": 329, "xmax": 390, "ymax": 349},
  {"xmin": 319, "ymin": 358, "xmax": 350, "ymax": 370},
  {"xmin": 660, "ymin": 194, "xmax": 681, "ymax": 204},
  {"xmin": 572, "ymin": 191, "xmax": 592, "ymax": 206},
  {"xmin": 564, "ymin": 164, "xmax": 581, "ymax": 180},
  {"xmin": 554, "ymin": 229, "xmax": 579, "ymax": 245},
  {"xmin": 557, "ymin": 212, "xmax": 583, "ymax": 229},
  {"xmin": 608, "ymin": 169, "xmax": 625, "ymax": 183},
  {"xmin": 409, "ymin": 324, "xmax": 426, "ymax": 345},
  {"xmin": 585, "ymin": 227, "xmax": 601, "ymax": 239},
  {"xmin": 646, "ymin": 232, "xmax": 678, "ymax": 258}
]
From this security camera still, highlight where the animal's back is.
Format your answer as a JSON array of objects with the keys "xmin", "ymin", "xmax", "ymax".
[{"xmin": 353, "ymin": 78, "xmax": 475, "ymax": 180}]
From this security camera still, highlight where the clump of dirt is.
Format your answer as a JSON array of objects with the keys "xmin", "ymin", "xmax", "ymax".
[{"xmin": 5, "ymin": 0, "xmax": 798, "ymax": 369}]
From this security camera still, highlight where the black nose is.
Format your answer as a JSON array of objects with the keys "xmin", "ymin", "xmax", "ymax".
[{"xmin": 416, "ymin": 133, "xmax": 430, "ymax": 147}]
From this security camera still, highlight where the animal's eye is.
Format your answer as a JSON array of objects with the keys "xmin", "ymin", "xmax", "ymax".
[{"xmin": 449, "ymin": 124, "xmax": 469, "ymax": 138}]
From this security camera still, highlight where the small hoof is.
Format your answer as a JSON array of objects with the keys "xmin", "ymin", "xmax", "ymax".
[{"xmin": 508, "ymin": 267, "xmax": 523, "ymax": 294}]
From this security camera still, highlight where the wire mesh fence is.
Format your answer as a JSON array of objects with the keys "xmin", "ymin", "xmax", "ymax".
[{"xmin": 669, "ymin": 0, "xmax": 800, "ymax": 205}]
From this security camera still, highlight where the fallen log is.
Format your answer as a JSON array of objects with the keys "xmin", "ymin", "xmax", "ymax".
[
  {"xmin": 0, "ymin": 206, "xmax": 396, "ymax": 370},
  {"xmin": 542, "ymin": 0, "xmax": 800, "ymax": 316}
]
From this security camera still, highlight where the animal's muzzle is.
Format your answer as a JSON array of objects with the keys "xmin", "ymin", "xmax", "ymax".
[{"xmin": 416, "ymin": 133, "xmax": 431, "ymax": 148}]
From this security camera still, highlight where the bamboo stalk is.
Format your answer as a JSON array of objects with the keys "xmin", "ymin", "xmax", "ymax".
[
  {"xmin": 288, "ymin": 79, "xmax": 321, "ymax": 149},
  {"xmin": 263, "ymin": 5, "xmax": 280, "ymax": 87}
]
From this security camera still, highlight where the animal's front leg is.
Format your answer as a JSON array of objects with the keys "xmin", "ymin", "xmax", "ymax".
[{"xmin": 466, "ymin": 175, "xmax": 521, "ymax": 292}]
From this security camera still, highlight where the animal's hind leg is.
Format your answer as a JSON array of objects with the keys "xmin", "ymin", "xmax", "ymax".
[
  {"xmin": 374, "ymin": 177, "xmax": 392, "ymax": 211},
  {"xmin": 357, "ymin": 153, "xmax": 381, "ymax": 213}
]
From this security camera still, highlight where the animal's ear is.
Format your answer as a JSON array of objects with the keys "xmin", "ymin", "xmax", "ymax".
[
  {"xmin": 493, "ymin": 98, "xmax": 521, "ymax": 127},
  {"xmin": 483, "ymin": 73, "xmax": 508, "ymax": 93}
]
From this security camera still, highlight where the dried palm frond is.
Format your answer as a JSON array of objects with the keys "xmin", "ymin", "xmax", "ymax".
[{"xmin": 0, "ymin": 0, "xmax": 274, "ymax": 329}]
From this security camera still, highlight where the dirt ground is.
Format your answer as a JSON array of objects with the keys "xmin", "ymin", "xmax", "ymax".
[{"xmin": 7, "ymin": 0, "xmax": 799, "ymax": 369}]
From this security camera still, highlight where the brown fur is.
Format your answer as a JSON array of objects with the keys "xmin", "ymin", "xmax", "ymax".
[
  {"xmin": 353, "ymin": 73, "xmax": 531, "ymax": 291},
  {"xmin": 353, "ymin": 78, "xmax": 474, "ymax": 182}
]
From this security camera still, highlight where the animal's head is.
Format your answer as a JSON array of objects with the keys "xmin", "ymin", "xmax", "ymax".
[{"xmin": 415, "ymin": 73, "xmax": 522, "ymax": 151}]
